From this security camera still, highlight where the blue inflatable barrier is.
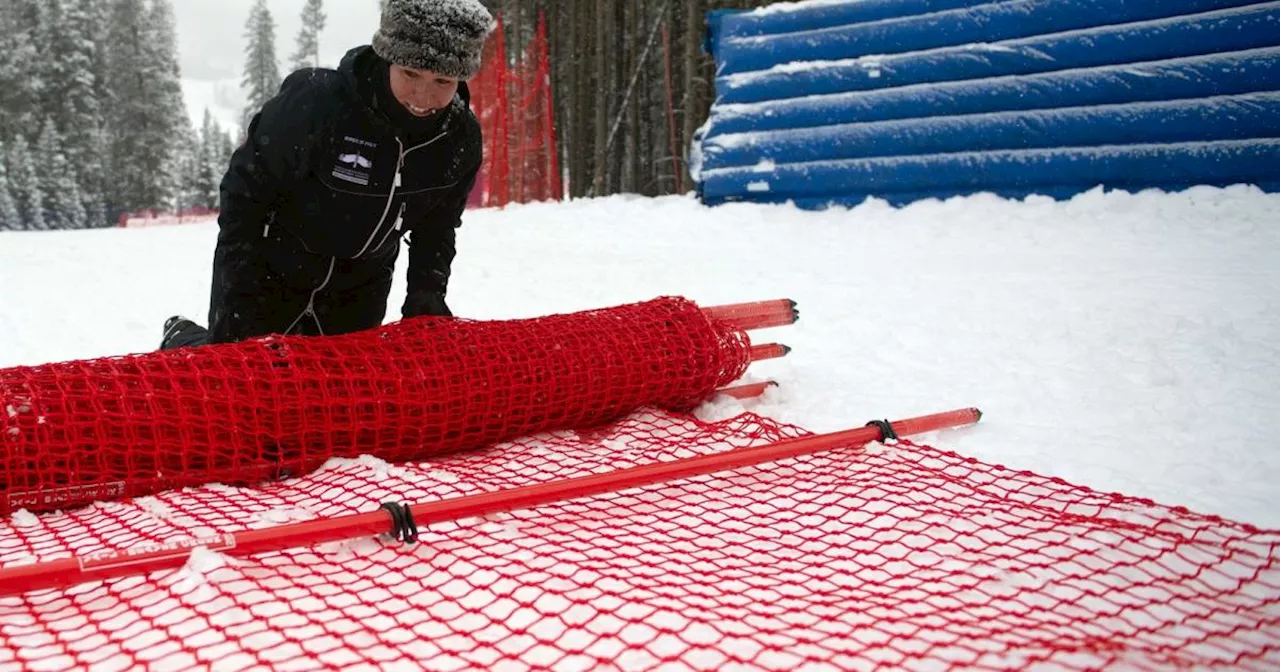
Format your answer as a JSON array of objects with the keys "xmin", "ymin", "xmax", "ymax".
[
  {"xmin": 707, "ymin": 48, "xmax": 1280, "ymax": 136},
  {"xmin": 715, "ymin": 4, "xmax": 1280, "ymax": 105},
  {"xmin": 700, "ymin": 140, "xmax": 1280, "ymax": 204},
  {"xmin": 693, "ymin": 0, "xmax": 1280, "ymax": 208},
  {"xmin": 714, "ymin": 0, "xmax": 1263, "ymax": 76},
  {"xmin": 703, "ymin": 93, "xmax": 1280, "ymax": 168}
]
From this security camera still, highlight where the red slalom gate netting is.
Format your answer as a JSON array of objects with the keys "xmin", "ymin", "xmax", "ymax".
[
  {"xmin": 0, "ymin": 297, "xmax": 749, "ymax": 517},
  {"xmin": 469, "ymin": 12, "xmax": 561, "ymax": 209},
  {"xmin": 2, "ymin": 410, "xmax": 1279, "ymax": 670}
]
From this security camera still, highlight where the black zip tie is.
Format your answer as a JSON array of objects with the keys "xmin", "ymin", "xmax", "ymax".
[
  {"xmin": 865, "ymin": 419, "xmax": 899, "ymax": 441},
  {"xmin": 380, "ymin": 502, "xmax": 419, "ymax": 545}
]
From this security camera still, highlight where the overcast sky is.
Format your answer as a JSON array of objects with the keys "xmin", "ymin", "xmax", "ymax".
[
  {"xmin": 173, "ymin": 0, "xmax": 383, "ymax": 128},
  {"xmin": 174, "ymin": 0, "xmax": 382, "ymax": 81}
]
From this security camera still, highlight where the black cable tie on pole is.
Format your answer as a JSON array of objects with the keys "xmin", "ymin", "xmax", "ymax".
[
  {"xmin": 865, "ymin": 419, "xmax": 899, "ymax": 442},
  {"xmin": 380, "ymin": 502, "xmax": 419, "ymax": 545}
]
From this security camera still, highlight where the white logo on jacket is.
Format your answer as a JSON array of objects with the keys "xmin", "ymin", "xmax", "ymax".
[
  {"xmin": 338, "ymin": 153, "xmax": 373, "ymax": 169},
  {"xmin": 332, "ymin": 140, "xmax": 376, "ymax": 186}
]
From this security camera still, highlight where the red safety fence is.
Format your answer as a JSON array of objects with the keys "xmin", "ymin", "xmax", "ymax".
[
  {"xmin": 2, "ymin": 293, "xmax": 1278, "ymax": 669},
  {"xmin": 0, "ymin": 408, "xmax": 981, "ymax": 596},
  {"xmin": 470, "ymin": 12, "xmax": 561, "ymax": 208},
  {"xmin": 2, "ymin": 411, "xmax": 1278, "ymax": 669},
  {"xmin": 0, "ymin": 297, "xmax": 753, "ymax": 517},
  {"xmin": 118, "ymin": 207, "xmax": 219, "ymax": 228}
]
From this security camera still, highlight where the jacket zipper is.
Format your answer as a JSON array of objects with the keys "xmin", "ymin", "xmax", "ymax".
[
  {"xmin": 291, "ymin": 129, "xmax": 451, "ymax": 336},
  {"xmin": 283, "ymin": 256, "xmax": 338, "ymax": 337},
  {"xmin": 372, "ymin": 202, "xmax": 407, "ymax": 253},
  {"xmin": 352, "ymin": 130, "xmax": 448, "ymax": 259}
]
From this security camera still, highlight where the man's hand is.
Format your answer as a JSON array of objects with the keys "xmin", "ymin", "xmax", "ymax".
[{"xmin": 403, "ymin": 290, "xmax": 452, "ymax": 318}]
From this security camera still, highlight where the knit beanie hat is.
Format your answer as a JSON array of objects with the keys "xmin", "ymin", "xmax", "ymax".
[{"xmin": 372, "ymin": 0, "xmax": 496, "ymax": 80}]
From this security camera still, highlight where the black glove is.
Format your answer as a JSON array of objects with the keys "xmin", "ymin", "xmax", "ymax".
[{"xmin": 403, "ymin": 291, "xmax": 452, "ymax": 319}]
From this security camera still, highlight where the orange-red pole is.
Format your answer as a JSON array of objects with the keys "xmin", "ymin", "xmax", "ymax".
[
  {"xmin": 748, "ymin": 343, "xmax": 790, "ymax": 362},
  {"xmin": 714, "ymin": 380, "xmax": 778, "ymax": 399},
  {"xmin": 702, "ymin": 299, "xmax": 798, "ymax": 331},
  {"xmin": 0, "ymin": 408, "xmax": 980, "ymax": 597}
]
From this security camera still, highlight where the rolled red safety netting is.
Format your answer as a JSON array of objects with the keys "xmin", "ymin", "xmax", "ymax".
[{"xmin": 0, "ymin": 297, "xmax": 754, "ymax": 515}]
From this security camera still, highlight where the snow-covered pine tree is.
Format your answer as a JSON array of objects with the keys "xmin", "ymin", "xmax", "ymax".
[
  {"xmin": 104, "ymin": 0, "xmax": 151, "ymax": 214},
  {"xmin": 105, "ymin": 0, "xmax": 188, "ymax": 213},
  {"xmin": 0, "ymin": 143, "xmax": 20, "ymax": 231},
  {"xmin": 146, "ymin": 0, "xmax": 192, "ymax": 212},
  {"xmin": 218, "ymin": 127, "xmax": 237, "ymax": 190},
  {"xmin": 32, "ymin": 0, "xmax": 63, "ymax": 126},
  {"xmin": 195, "ymin": 110, "xmax": 225, "ymax": 209},
  {"xmin": 222, "ymin": 127, "xmax": 237, "ymax": 160},
  {"xmin": 243, "ymin": 0, "xmax": 282, "ymax": 132},
  {"xmin": 89, "ymin": 0, "xmax": 113, "ymax": 115},
  {"xmin": 37, "ymin": 119, "xmax": 87, "ymax": 230},
  {"xmin": 0, "ymin": 1, "xmax": 42, "ymax": 141},
  {"xmin": 291, "ymin": 0, "xmax": 327, "ymax": 72},
  {"xmin": 173, "ymin": 124, "xmax": 203, "ymax": 212},
  {"xmin": 8, "ymin": 135, "xmax": 45, "ymax": 231},
  {"xmin": 89, "ymin": 0, "xmax": 114, "ymax": 227},
  {"xmin": 52, "ymin": 0, "xmax": 107, "ymax": 228}
]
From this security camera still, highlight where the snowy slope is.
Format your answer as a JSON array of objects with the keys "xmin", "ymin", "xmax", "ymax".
[
  {"xmin": 1, "ymin": 188, "xmax": 1278, "ymax": 528},
  {"xmin": 181, "ymin": 77, "xmax": 247, "ymax": 132}
]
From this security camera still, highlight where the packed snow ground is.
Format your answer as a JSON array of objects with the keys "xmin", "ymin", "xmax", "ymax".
[{"xmin": 1, "ymin": 186, "xmax": 1278, "ymax": 529}]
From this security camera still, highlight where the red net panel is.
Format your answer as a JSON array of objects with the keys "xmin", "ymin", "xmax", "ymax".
[
  {"xmin": 470, "ymin": 14, "xmax": 509, "ymax": 208},
  {"xmin": 2, "ymin": 411, "xmax": 1277, "ymax": 670},
  {"xmin": 508, "ymin": 15, "xmax": 561, "ymax": 205},
  {"xmin": 469, "ymin": 11, "xmax": 561, "ymax": 208},
  {"xmin": 0, "ymin": 297, "xmax": 750, "ymax": 516}
]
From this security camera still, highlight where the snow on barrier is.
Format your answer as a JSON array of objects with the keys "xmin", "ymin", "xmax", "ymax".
[
  {"xmin": 2, "ymin": 410, "xmax": 1278, "ymax": 669},
  {"xmin": 694, "ymin": 0, "xmax": 1280, "ymax": 208}
]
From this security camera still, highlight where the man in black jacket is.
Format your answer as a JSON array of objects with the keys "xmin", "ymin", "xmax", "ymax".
[{"xmin": 162, "ymin": 0, "xmax": 493, "ymax": 349}]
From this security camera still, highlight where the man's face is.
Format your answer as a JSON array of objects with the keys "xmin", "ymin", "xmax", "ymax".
[{"xmin": 389, "ymin": 64, "xmax": 459, "ymax": 118}]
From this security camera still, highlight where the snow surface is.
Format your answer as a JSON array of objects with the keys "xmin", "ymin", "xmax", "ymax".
[
  {"xmin": 747, "ymin": 0, "xmax": 855, "ymax": 16},
  {"xmin": 1, "ymin": 187, "xmax": 1278, "ymax": 530}
]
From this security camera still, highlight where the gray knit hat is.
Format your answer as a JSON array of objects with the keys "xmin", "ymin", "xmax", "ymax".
[{"xmin": 372, "ymin": 0, "xmax": 496, "ymax": 80}]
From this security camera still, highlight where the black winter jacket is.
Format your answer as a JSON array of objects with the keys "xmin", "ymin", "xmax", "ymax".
[{"xmin": 209, "ymin": 45, "xmax": 481, "ymax": 342}]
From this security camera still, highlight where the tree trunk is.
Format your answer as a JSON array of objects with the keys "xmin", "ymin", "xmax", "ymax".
[
  {"xmin": 590, "ymin": 0, "xmax": 609, "ymax": 195},
  {"xmin": 551, "ymin": 0, "xmax": 569, "ymax": 199},
  {"xmin": 624, "ymin": 0, "xmax": 642, "ymax": 194},
  {"xmin": 571, "ymin": 0, "xmax": 593, "ymax": 198},
  {"xmin": 680, "ymin": 0, "xmax": 703, "ymax": 190},
  {"xmin": 608, "ymin": 0, "xmax": 624, "ymax": 194}
]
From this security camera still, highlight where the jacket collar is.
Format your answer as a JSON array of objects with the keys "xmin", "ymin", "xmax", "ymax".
[{"xmin": 337, "ymin": 45, "xmax": 471, "ymax": 143}]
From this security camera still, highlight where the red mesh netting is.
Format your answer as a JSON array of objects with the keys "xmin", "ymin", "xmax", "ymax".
[
  {"xmin": 0, "ymin": 297, "xmax": 749, "ymax": 516},
  {"xmin": 2, "ymin": 410, "xmax": 1278, "ymax": 670},
  {"xmin": 469, "ymin": 12, "xmax": 561, "ymax": 208}
]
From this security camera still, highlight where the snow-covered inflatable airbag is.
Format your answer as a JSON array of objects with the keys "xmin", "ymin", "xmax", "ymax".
[{"xmin": 694, "ymin": 0, "xmax": 1280, "ymax": 208}]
